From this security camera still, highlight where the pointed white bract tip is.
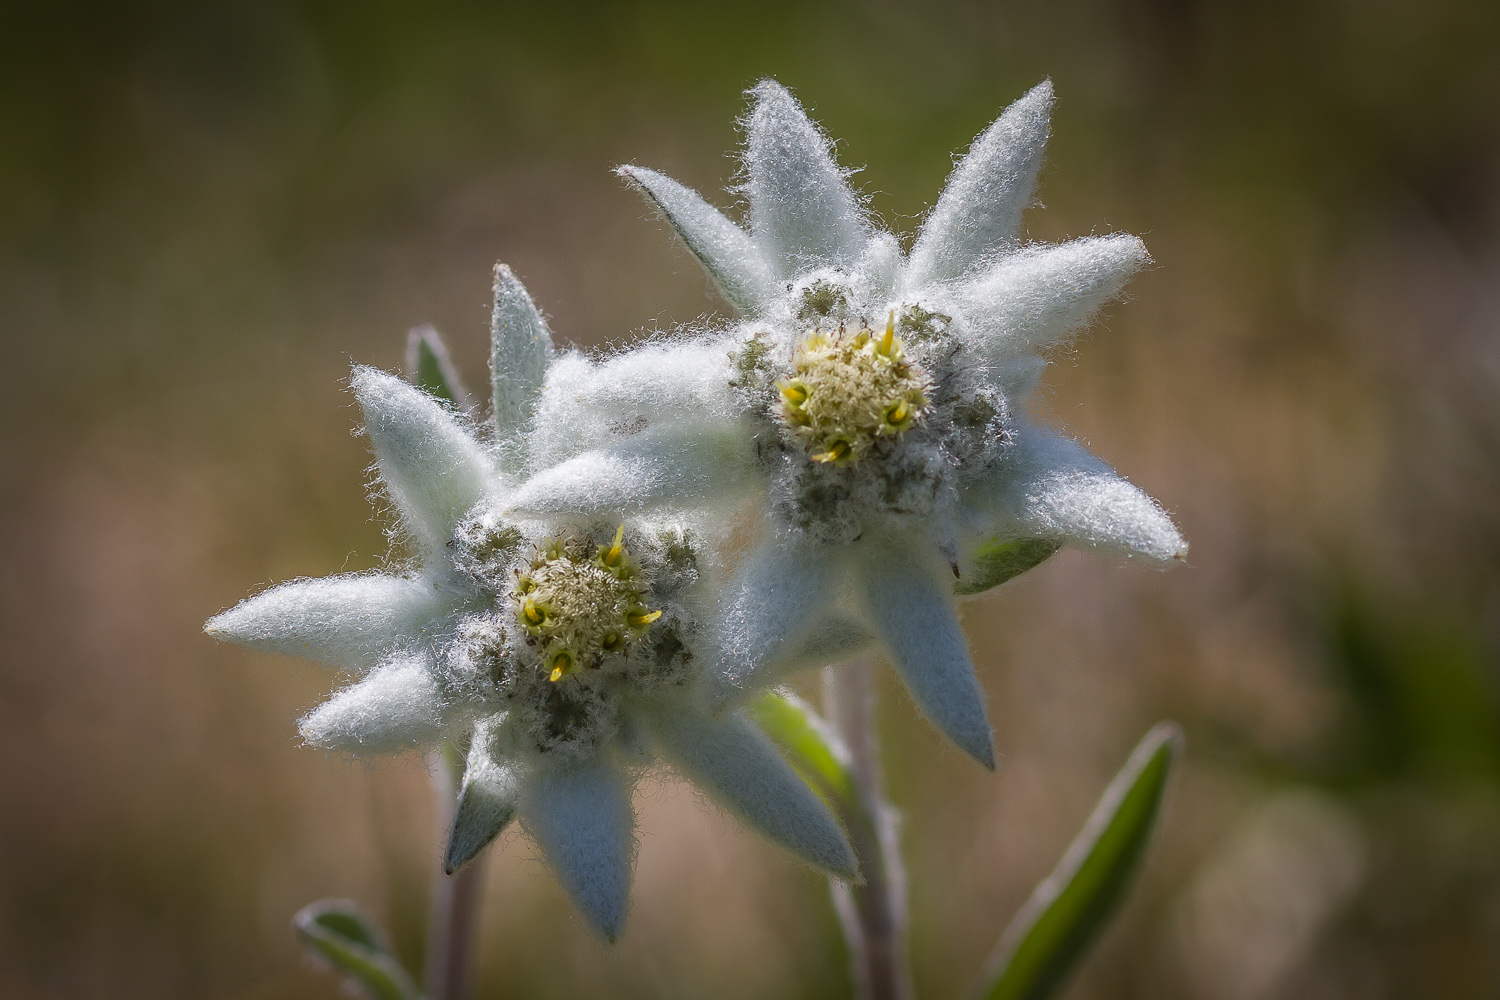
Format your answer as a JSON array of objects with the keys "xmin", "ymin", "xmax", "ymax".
[
  {"xmin": 298, "ymin": 657, "xmax": 446, "ymax": 753},
  {"xmin": 858, "ymin": 547, "xmax": 997, "ymax": 769},
  {"xmin": 350, "ymin": 366, "xmax": 492, "ymax": 553},
  {"xmin": 909, "ymin": 79, "xmax": 1055, "ymax": 286},
  {"xmin": 204, "ymin": 573, "xmax": 451, "ymax": 670},
  {"xmin": 990, "ymin": 429, "xmax": 1189, "ymax": 567},
  {"xmin": 522, "ymin": 759, "xmax": 634, "ymax": 942},
  {"xmin": 961, "ymin": 234, "xmax": 1151, "ymax": 362},
  {"xmin": 615, "ymin": 164, "xmax": 774, "ymax": 314},
  {"xmin": 651, "ymin": 707, "xmax": 858, "ymax": 877},
  {"xmin": 445, "ymin": 729, "xmax": 520, "ymax": 874},
  {"xmin": 490, "ymin": 262, "xmax": 553, "ymax": 450},
  {"xmin": 745, "ymin": 78, "xmax": 866, "ymax": 275}
]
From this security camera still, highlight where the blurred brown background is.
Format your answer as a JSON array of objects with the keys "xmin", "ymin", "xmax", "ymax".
[{"xmin": 4, "ymin": 1, "xmax": 1500, "ymax": 997}]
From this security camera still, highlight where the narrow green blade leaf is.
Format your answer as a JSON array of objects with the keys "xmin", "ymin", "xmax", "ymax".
[
  {"xmin": 976, "ymin": 721, "xmax": 1182, "ymax": 1000},
  {"xmin": 747, "ymin": 689, "xmax": 859, "ymax": 815},
  {"xmin": 956, "ymin": 537, "xmax": 1061, "ymax": 596},
  {"xmin": 293, "ymin": 899, "xmax": 424, "ymax": 1000},
  {"xmin": 405, "ymin": 324, "xmax": 470, "ymax": 410}
]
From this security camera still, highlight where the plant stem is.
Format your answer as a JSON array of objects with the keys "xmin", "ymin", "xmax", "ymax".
[
  {"xmin": 825, "ymin": 657, "xmax": 914, "ymax": 1000},
  {"xmin": 425, "ymin": 751, "xmax": 484, "ymax": 1000}
]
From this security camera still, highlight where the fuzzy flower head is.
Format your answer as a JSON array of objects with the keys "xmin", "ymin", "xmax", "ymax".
[
  {"xmin": 206, "ymin": 267, "xmax": 854, "ymax": 940},
  {"xmin": 511, "ymin": 81, "xmax": 1188, "ymax": 770}
]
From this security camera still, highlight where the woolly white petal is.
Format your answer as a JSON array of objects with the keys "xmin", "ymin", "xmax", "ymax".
[
  {"xmin": 959, "ymin": 235, "xmax": 1149, "ymax": 362},
  {"xmin": 205, "ymin": 573, "xmax": 460, "ymax": 670},
  {"xmin": 648, "ymin": 705, "xmax": 856, "ymax": 877},
  {"xmin": 445, "ymin": 717, "xmax": 520, "ymax": 873},
  {"xmin": 908, "ymin": 80, "xmax": 1054, "ymax": 286},
  {"xmin": 529, "ymin": 341, "xmax": 738, "ymax": 466},
  {"xmin": 981, "ymin": 426, "xmax": 1187, "ymax": 565},
  {"xmin": 490, "ymin": 264, "xmax": 554, "ymax": 455},
  {"xmin": 506, "ymin": 424, "xmax": 758, "ymax": 517},
  {"xmin": 617, "ymin": 165, "xmax": 775, "ymax": 314},
  {"xmin": 859, "ymin": 548, "xmax": 995, "ymax": 769},
  {"xmin": 712, "ymin": 537, "xmax": 840, "ymax": 701},
  {"xmin": 352, "ymin": 367, "xmax": 492, "ymax": 554},
  {"xmin": 298, "ymin": 655, "xmax": 446, "ymax": 753},
  {"xmin": 745, "ymin": 80, "xmax": 867, "ymax": 276},
  {"xmin": 521, "ymin": 757, "xmax": 635, "ymax": 941}
]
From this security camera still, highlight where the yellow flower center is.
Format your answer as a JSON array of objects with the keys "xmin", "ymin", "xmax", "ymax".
[
  {"xmin": 512, "ymin": 528, "xmax": 660, "ymax": 682},
  {"xmin": 776, "ymin": 313, "xmax": 930, "ymax": 464}
]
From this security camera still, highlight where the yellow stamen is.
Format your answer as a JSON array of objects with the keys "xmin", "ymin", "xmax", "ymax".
[
  {"xmin": 883, "ymin": 398, "xmax": 911, "ymax": 430},
  {"xmin": 522, "ymin": 598, "xmax": 547, "ymax": 627},
  {"xmin": 812, "ymin": 438, "xmax": 852, "ymax": 464},
  {"xmin": 878, "ymin": 310, "xmax": 896, "ymax": 357},
  {"xmin": 547, "ymin": 648, "xmax": 576, "ymax": 682},
  {"xmin": 627, "ymin": 608, "xmax": 663, "ymax": 629},
  {"xmin": 599, "ymin": 524, "xmax": 625, "ymax": 569}
]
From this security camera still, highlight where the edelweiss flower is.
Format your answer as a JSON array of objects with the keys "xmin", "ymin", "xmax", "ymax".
[
  {"xmin": 508, "ymin": 81, "xmax": 1187, "ymax": 769},
  {"xmin": 205, "ymin": 266, "xmax": 854, "ymax": 940}
]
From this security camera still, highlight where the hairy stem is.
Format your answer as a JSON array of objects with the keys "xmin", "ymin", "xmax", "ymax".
[
  {"xmin": 426, "ymin": 751, "xmax": 484, "ymax": 1000},
  {"xmin": 825, "ymin": 657, "xmax": 914, "ymax": 1000}
]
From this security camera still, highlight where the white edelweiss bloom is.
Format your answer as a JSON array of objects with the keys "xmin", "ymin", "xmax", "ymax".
[
  {"xmin": 512, "ymin": 81, "xmax": 1187, "ymax": 770},
  {"xmin": 206, "ymin": 266, "xmax": 855, "ymax": 941}
]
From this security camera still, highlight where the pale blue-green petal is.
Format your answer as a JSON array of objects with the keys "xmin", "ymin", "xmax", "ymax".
[
  {"xmin": 958, "ymin": 235, "xmax": 1149, "ymax": 362},
  {"xmin": 745, "ymin": 79, "xmax": 867, "ymax": 277},
  {"xmin": 490, "ymin": 264, "xmax": 554, "ymax": 461},
  {"xmin": 908, "ymin": 80, "xmax": 1054, "ymax": 286},
  {"xmin": 520, "ymin": 757, "xmax": 635, "ymax": 942},
  {"xmin": 352, "ymin": 367, "xmax": 492, "ymax": 555},
  {"xmin": 205, "ymin": 573, "xmax": 463, "ymax": 671},
  {"xmin": 298, "ymin": 655, "xmax": 447, "ymax": 753},
  {"xmin": 445, "ymin": 717, "xmax": 520, "ymax": 873},
  {"xmin": 617, "ymin": 165, "xmax": 775, "ymax": 314},
  {"xmin": 648, "ymin": 704, "xmax": 856, "ymax": 877},
  {"xmin": 712, "ymin": 536, "xmax": 841, "ymax": 703},
  {"xmin": 858, "ymin": 547, "xmax": 995, "ymax": 769},
  {"xmin": 505, "ymin": 423, "xmax": 759, "ymax": 517}
]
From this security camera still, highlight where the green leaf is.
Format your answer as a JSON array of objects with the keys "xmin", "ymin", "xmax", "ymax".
[
  {"xmin": 976, "ymin": 721, "xmax": 1182, "ymax": 1000},
  {"xmin": 955, "ymin": 538, "xmax": 1061, "ymax": 596},
  {"xmin": 405, "ymin": 324, "xmax": 469, "ymax": 409},
  {"xmin": 747, "ymin": 689, "xmax": 859, "ymax": 816},
  {"xmin": 293, "ymin": 899, "xmax": 424, "ymax": 1000}
]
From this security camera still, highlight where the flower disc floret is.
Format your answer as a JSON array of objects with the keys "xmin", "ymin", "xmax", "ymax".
[
  {"xmin": 777, "ymin": 315, "xmax": 931, "ymax": 465},
  {"xmin": 511, "ymin": 526, "xmax": 660, "ymax": 680}
]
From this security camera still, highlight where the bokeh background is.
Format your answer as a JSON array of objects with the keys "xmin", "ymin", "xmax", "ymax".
[{"xmin": 4, "ymin": 1, "xmax": 1500, "ymax": 997}]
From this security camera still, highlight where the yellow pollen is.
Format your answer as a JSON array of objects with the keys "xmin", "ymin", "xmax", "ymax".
[{"xmin": 522, "ymin": 598, "xmax": 547, "ymax": 626}]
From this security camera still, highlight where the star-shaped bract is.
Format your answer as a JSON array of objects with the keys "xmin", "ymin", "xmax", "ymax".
[
  {"xmin": 206, "ymin": 265, "xmax": 854, "ymax": 940},
  {"xmin": 510, "ymin": 81, "xmax": 1186, "ymax": 770}
]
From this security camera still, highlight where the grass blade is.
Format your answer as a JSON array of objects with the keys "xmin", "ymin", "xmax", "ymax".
[{"xmin": 976, "ymin": 721, "xmax": 1182, "ymax": 1000}]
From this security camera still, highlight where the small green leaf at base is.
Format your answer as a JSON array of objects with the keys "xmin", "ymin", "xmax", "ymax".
[
  {"xmin": 293, "ymin": 899, "xmax": 424, "ymax": 1000},
  {"xmin": 955, "ymin": 538, "xmax": 1062, "ymax": 596},
  {"xmin": 747, "ymin": 689, "xmax": 860, "ymax": 818},
  {"xmin": 406, "ymin": 324, "xmax": 470, "ymax": 410},
  {"xmin": 975, "ymin": 721, "xmax": 1182, "ymax": 1000}
]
